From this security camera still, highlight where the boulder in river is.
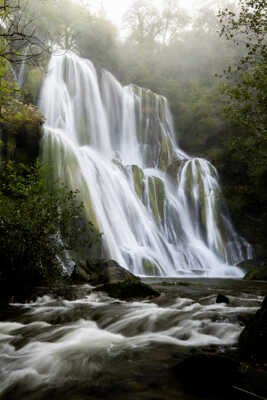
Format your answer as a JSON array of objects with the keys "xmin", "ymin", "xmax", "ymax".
[
  {"xmin": 71, "ymin": 259, "xmax": 160, "ymax": 301},
  {"xmin": 216, "ymin": 294, "xmax": 230, "ymax": 304}
]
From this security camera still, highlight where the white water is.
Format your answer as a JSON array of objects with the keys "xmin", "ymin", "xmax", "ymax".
[
  {"xmin": 0, "ymin": 287, "xmax": 262, "ymax": 399},
  {"xmin": 40, "ymin": 52, "xmax": 252, "ymax": 277}
]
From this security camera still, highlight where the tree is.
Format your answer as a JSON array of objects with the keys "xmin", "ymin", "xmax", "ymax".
[
  {"xmin": 218, "ymin": 0, "xmax": 267, "ymax": 135},
  {"xmin": 124, "ymin": 0, "xmax": 162, "ymax": 46},
  {"xmin": 0, "ymin": 0, "xmax": 49, "ymax": 64},
  {"xmin": 123, "ymin": 0, "xmax": 189, "ymax": 46},
  {"xmin": 0, "ymin": 161, "xmax": 101, "ymax": 285}
]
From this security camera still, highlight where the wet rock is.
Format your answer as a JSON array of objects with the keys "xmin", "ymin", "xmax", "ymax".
[
  {"xmin": 72, "ymin": 259, "xmax": 138, "ymax": 285},
  {"xmin": 142, "ymin": 259, "xmax": 161, "ymax": 276},
  {"xmin": 238, "ymin": 260, "xmax": 257, "ymax": 272},
  {"xmin": 166, "ymin": 159, "xmax": 186, "ymax": 182},
  {"xmin": 244, "ymin": 265, "xmax": 267, "ymax": 281},
  {"xmin": 72, "ymin": 259, "xmax": 160, "ymax": 301},
  {"xmin": 148, "ymin": 176, "xmax": 165, "ymax": 222},
  {"xmin": 240, "ymin": 365, "xmax": 267, "ymax": 398},
  {"xmin": 172, "ymin": 354, "xmax": 239, "ymax": 395},
  {"xmin": 216, "ymin": 294, "xmax": 230, "ymax": 304},
  {"xmin": 94, "ymin": 281, "xmax": 160, "ymax": 301},
  {"xmin": 71, "ymin": 265, "xmax": 91, "ymax": 283},
  {"xmin": 239, "ymin": 296, "xmax": 267, "ymax": 364},
  {"xmin": 132, "ymin": 165, "xmax": 144, "ymax": 200},
  {"xmin": 89, "ymin": 259, "xmax": 140, "ymax": 285}
]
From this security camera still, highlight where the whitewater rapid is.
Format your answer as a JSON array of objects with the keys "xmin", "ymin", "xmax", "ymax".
[{"xmin": 0, "ymin": 284, "xmax": 263, "ymax": 399}]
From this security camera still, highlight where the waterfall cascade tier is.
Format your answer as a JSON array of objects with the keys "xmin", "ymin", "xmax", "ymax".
[{"xmin": 40, "ymin": 52, "xmax": 252, "ymax": 277}]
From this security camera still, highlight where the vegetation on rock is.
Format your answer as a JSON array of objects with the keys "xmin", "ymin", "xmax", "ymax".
[{"xmin": 0, "ymin": 161, "xmax": 101, "ymax": 287}]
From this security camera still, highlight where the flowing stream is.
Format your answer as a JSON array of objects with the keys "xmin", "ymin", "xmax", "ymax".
[
  {"xmin": 40, "ymin": 51, "xmax": 252, "ymax": 277},
  {"xmin": 0, "ymin": 281, "xmax": 264, "ymax": 400}
]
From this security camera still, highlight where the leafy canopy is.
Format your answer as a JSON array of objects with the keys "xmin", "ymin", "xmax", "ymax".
[{"xmin": 218, "ymin": 0, "xmax": 267, "ymax": 135}]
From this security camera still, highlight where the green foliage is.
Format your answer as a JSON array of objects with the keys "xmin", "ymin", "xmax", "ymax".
[
  {"xmin": 0, "ymin": 161, "xmax": 102, "ymax": 286},
  {"xmin": 210, "ymin": 134, "xmax": 267, "ymax": 258},
  {"xmin": 0, "ymin": 58, "xmax": 21, "ymax": 119},
  {"xmin": 218, "ymin": 0, "xmax": 267, "ymax": 135}
]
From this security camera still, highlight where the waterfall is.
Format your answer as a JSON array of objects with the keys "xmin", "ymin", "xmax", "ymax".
[{"xmin": 39, "ymin": 52, "xmax": 252, "ymax": 277}]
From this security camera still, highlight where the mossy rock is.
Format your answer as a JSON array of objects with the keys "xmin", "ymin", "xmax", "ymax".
[
  {"xmin": 72, "ymin": 259, "xmax": 140, "ymax": 286},
  {"xmin": 148, "ymin": 176, "xmax": 165, "ymax": 222},
  {"xmin": 94, "ymin": 281, "xmax": 160, "ymax": 301},
  {"xmin": 132, "ymin": 165, "xmax": 144, "ymax": 200},
  {"xmin": 72, "ymin": 259, "xmax": 160, "ymax": 300},
  {"xmin": 69, "ymin": 265, "xmax": 91, "ymax": 284},
  {"xmin": 142, "ymin": 259, "xmax": 161, "ymax": 276},
  {"xmin": 159, "ymin": 135, "xmax": 173, "ymax": 171},
  {"xmin": 238, "ymin": 260, "xmax": 257, "ymax": 272},
  {"xmin": 90, "ymin": 259, "xmax": 140, "ymax": 285},
  {"xmin": 244, "ymin": 265, "xmax": 267, "ymax": 281}
]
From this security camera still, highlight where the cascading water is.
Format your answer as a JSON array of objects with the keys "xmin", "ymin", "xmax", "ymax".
[{"xmin": 40, "ymin": 51, "xmax": 252, "ymax": 277}]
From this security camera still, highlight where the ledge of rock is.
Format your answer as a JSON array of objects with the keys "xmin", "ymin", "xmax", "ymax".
[{"xmin": 71, "ymin": 259, "xmax": 160, "ymax": 301}]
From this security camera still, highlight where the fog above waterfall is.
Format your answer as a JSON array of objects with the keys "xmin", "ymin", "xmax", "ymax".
[{"xmin": 83, "ymin": 0, "xmax": 218, "ymax": 30}]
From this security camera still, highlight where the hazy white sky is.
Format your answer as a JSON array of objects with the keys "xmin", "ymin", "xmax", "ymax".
[{"xmin": 95, "ymin": 0, "xmax": 212, "ymax": 27}]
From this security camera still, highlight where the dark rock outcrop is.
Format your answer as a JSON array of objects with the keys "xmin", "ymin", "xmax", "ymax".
[
  {"xmin": 244, "ymin": 265, "xmax": 267, "ymax": 281},
  {"xmin": 94, "ymin": 281, "xmax": 160, "ymax": 301},
  {"xmin": 71, "ymin": 259, "xmax": 160, "ymax": 301},
  {"xmin": 239, "ymin": 296, "xmax": 267, "ymax": 364},
  {"xmin": 238, "ymin": 260, "xmax": 257, "ymax": 272}
]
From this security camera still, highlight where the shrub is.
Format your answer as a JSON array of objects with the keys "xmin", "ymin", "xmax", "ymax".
[{"xmin": 0, "ymin": 161, "xmax": 101, "ymax": 286}]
